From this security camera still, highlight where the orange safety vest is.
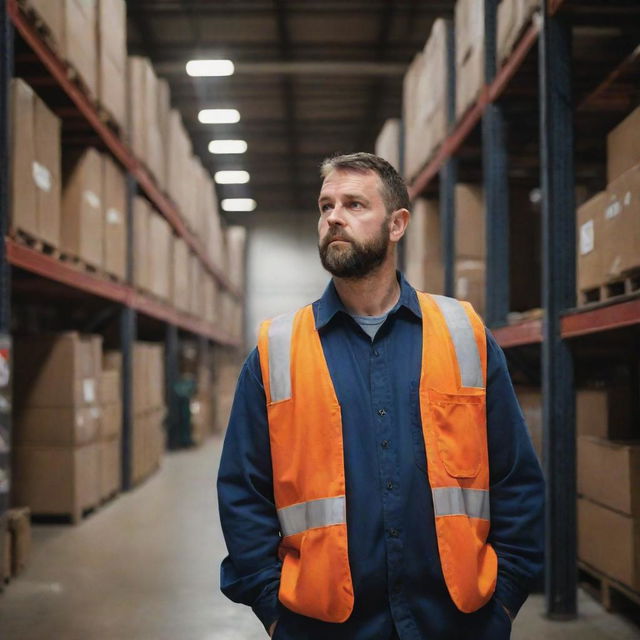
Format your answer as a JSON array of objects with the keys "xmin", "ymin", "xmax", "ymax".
[{"xmin": 257, "ymin": 291, "xmax": 497, "ymax": 623}]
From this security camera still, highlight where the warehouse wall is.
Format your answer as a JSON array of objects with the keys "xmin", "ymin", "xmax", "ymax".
[{"xmin": 244, "ymin": 212, "xmax": 328, "ymax": 348}]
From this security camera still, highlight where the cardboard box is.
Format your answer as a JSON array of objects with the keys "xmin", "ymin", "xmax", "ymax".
[
  {"xmin": 455, "ymin": 0, "xmax": 485, "ymax": 119},
  {"xmin": 578, "ymin": 436, "xmax": 640, "ymax": 516},
  {"xmin": 65, "ymin": 0, "xmax": 98, "ymax": 97},
  {"xmin": 204, "ymin": 276, "xmax": 218, "ymax": 325},
  {"xmin": 99, "ymin": 437, "xmax": 121, "ymax": 499},
  {"xmin": 607, "ymin": 105, "xmax": 640, "ymax": 183},
  {"xmin": 61, "ymin": 148, "xmax": 104, "ymax": 267},
  {"xmin": 13, "ymin": 333, "xmax": 101, "ymax": 408},
  {"xmin": 99, "ymin": 403, "xmax": 121, "ymax": 440},
  {"xmin": 148, "ymin": 212, "xmax": 172, "ymax": 300},
  {"xmin": 29, "ymin": 0, "xmax": 64, "ymax": 45},
  {"xmin": 7, "ymin": 508, "xmax": 31, "ymax": 576},
  {"xmin": 147, "ymin": 345, "xmax": 165, "ymax": 410},
  {"xmin": 602, "ymin": 163, "xmax": 640, "ymax": 279},
  {"xmin": 13, "ymin": 405, "xmax": 100, "ymax": 446},
  {"xmin": 102, "ymin": 156, "xmax": 127, "ymax": 280},
  {"xmin": 497, "ymin": 0, "xmax": 539, "ymax": 65},
  {"xmin": 376, "ymin": 118, "xmax": 401, "ymax": 171},
  {"xmin": 455, "ymin": 259, "xmax": 485, "ymax": 317},
  {"xmin": 405, "ymin": 198, "xmax": 444, "ymax": 293},
  {"xmin": 12, "ymin": 443, "xmax": 100, "ymax": 521},
  {"xmin": 455, "ymin": 184, "xmax": 485, "ymax": 259},
  {"xmin": 10, "ymin": 78, "xmax": 61, "ymax": 246},
  {"xmin": 133, "ymin": 196, "xmax": 150, "ymax": 291},
  {"xmin": 514, "ymin": 386, "xmax": 542, "ymax": 460},
  {"xmin": 576, "ymin": 191, "xmax": 607, "ymax": 294},
  {"xmin": 172, "ymin": 238, "xmax": 190, "ymax": 313},
  {"xmin": 578, "ymin": 497, "xmax": 640, "ymax": 590},
  {"xmin": 97, "ymin": 0, "xmax": 126, "ymax": 127},
  {"xmin": 226, "ymin": 226, "xmax": 247, "ymax": 291},
  {"xmin": 133, "ymin": 342, "xmax": 165, "ymax": 414},
  {"xmin": 127, "ymin": 57, "xmax": 148, "ymax": 162},
  {"xmin": 189, "ymin": 254, "xmax": 202, "ymax": 318},
  {"xmin": 577, "ymin": 388, "xmax": 632, "ymax": 440},
  {"xmin": 99, "ymin": 370, "xmax": 120, "ymax": 405}
]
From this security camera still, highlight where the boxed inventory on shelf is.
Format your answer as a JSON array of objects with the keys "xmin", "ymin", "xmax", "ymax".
[
  {"xmin": 455, "ymin": 0, "xmax": 484, "ymax": 120},
  {"xmin": 226, "ymin": 226, "xmax": 247, "ymax": 292},
  {"xmin": 607, "ymin": 104, "xmax": 640, "ymax": 183},
  {"xmin": 576, "ymin": 387, "xmax": 632, "ymax": 440},
  {"xmin": 10, "ymin": 78, "xmax": 61, "ymax": 247},
  {"xmin": 455, "ymin": 260, "xmax": 485, "ymax": 317},
  {"xmin": 404, "ymin": 198, "xmax": 444, "ymax": 294},
  {"xmin": 172, "ymin": 238, "xmax": 191, "ymax": 314},
  {"xmin": 148, "ymin": 212, "xmax": 173, "ymax": 301},
  {"xmin": 455, "ymin": 184, "xmax": 485, "ymax": 259},
  {"xmin": 97, "ymin": 0, "xmax": 126, "ymax": 127},
  {"xmin": 61, "ymin": 147, "xmax": 103, "ymax": 268},
  {"xmin": 133, "ymin": 196, "xmax": 151, "ymax": 292},
  {"xmin": 102, "ymin": 155, "xmax": 127, "ymax": 280},
  {"xmin": 7, "ymin": 508, "xmax": 31, "ymax": 577},
  {"xmin": 497, "ymin": 0, "xmax": 539, "ymax": 65},
  {"xmin": 578, "ymin": 497, "xmax": 640, "ymax": 590},
  {"xmin": 375, "ymin": 119, "xmax": 401, "ymax": 171},
  {"xmin": 576, "ymin": 191, "xmax": 607, "ymax": 295}
]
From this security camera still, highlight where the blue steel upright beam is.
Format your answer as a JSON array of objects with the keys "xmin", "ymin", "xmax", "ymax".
[
  {"xmin": 440, "ymin": 19, "xmax": 456, "ymax": 297},
  {"xmin": 482, "ymin": 0, "xmax": 510, "ymax": 326},
  {"xmin": 0, "ymin": 0, "xmax": 13, "ymax": 566},
  {"xmin": 538, "ymin": 5, "xmax": 577, "ymax": 619}
]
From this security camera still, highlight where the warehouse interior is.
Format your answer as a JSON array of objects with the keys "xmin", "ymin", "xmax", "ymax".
[{"xmin": 0, "ymin": 0, "xmax": 639, "ymax": 638}]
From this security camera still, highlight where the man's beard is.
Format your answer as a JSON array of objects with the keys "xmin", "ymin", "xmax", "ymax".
[{"xmin": 318, "ymin": 220, "xmax": 390, "ymax": 279}]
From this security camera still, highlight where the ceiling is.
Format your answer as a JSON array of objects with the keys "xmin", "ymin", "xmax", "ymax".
[{"xmin": 126, "ymin": 0, "xmax": 457, "ymax": 218}]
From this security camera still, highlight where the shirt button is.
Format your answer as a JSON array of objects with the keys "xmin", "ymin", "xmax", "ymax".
[
  {"xmin": 386, "ymin": 482, "xmax": 394, "ymax": 490},
  {"xmin": 377, "ymin": 408, "xmax": 386, "ymax": 416},
  {"xmin": 381, "ymin": 440, "xmax": 389, "ymax": 448},
  {"xmin": 373, "ymin": 349, "xmax": 380, "ymax": 357},
  {"xmin": 389, "ymin": 528, "xmax": 399, "ymax": 538}
]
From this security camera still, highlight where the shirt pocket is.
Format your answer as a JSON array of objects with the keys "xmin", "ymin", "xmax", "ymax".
[
  {"xmin": 410, "ymin": 381, "xmax": 428, "ymax": 474},
  {"xmin": 426, "ymin": 388, "xmax": 485, "ymax": 479}
]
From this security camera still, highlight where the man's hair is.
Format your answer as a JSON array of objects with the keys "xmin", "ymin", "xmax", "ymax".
[{"xmin": 320, "ymin": 152, "xmax": 411, "ymax": 215}]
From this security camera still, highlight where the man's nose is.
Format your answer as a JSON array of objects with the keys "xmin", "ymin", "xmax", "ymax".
[{"xmin": 327, "ymin": 203, "xmax": 346, "ymax": 225}]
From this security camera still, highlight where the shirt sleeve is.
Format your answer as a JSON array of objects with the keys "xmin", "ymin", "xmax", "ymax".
[
  {"xmin": 485, "ymin": 329, "xmax": 545, "ymax": 617},
  {"xmin": 217, "ymin": 348, "xmax": 283, "ymax": 630}
]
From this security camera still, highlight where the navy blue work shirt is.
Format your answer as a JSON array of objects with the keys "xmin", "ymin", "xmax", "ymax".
[{"xmin": 217, "ymin": 273, "xmax": 544, "ymax": 640}]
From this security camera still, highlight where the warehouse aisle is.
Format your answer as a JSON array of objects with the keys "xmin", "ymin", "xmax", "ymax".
[{"xmin": 0, "ymin": 437, "xmax": 638, "ymax": 640}]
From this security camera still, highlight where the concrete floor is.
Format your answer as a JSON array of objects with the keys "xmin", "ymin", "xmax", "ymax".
[{"xmin": 0, "ymin": 437, "xmax": 638, "ymax": 640}]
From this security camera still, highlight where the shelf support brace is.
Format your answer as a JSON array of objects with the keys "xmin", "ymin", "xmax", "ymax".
[{"xmin": 120, "ymin": 307, "xmax": 137, "ymax": 491}]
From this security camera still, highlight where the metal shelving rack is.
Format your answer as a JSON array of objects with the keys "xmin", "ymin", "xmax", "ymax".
[
  {"xmin": 407, "ymin": 0, "xmax": 640, "ymax": 620},
  {"xmin": 0, "ymin": 0, "xmax": 243, "ymax": 530}
]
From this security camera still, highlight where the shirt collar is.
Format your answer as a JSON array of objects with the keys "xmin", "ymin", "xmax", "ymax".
[{"xmin": 315, "ymin": 271, "xmax": 422, "ymax": 330}]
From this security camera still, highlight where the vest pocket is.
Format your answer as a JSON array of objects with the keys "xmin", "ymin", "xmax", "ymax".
[{"xmin": 427, "ymin": 388, "xmax": 485, "ymax": 478}]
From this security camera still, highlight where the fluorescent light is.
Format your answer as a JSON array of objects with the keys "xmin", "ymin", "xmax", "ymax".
[
  {"xmin": 186, "ymin": 59, "xmax": 234, "ymax": 77},
  {"xmin": 222, "ymin": 198, "xmax": 256, "ymax": 212},
  {"xmin": 214, "ymin": 171, "xmax": 250, "ymax": 184},
  {"xmin": 208, "ymin": 140, "xmax": 247, "ymax": 154},
  {"xmin": 198, "ymin": 109, "xmax": 240, "ymax": 124}
]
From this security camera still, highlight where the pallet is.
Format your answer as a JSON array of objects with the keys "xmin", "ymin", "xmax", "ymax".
[
  {"xmin": 579, "ymin": 269, "xmax": 640, "ymax": 306},
  {"xmin": 10, "ymin": 228, "xmax": 58, "ymax": 258},
  {"xmin": 31, "ymin": 503, "xmax": 98, "ymax": 526},
  {"xmin": 579, "ymin": 561, "xmax": 640, "ymax": 624}
]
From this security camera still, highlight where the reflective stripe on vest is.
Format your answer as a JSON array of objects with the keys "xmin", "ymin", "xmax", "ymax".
[
  {"xmin": 267, "ymin": 310, "xmax": 296, "ymax": 402},
  {"xmin": 278, "ymin": 495, "xmax": 346, "ymax": 538},
  {"xmin": 432, "ymin": 487, "xmax": 490, "ymax": 520},
  {"xmin": 431, "ymin": 294, "xmax": 484, "ymax": 389}
]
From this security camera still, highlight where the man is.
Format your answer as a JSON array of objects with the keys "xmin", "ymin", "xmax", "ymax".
[{"xmin": 218, "ymin": 153, "xmax": 544, "ymax": 640}]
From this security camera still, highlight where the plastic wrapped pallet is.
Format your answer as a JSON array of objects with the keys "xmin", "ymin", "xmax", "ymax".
[
  {"xmin": 375, "ymin": 119, "xmax": 401, "ymax": 171},
  {"xmin": 102, "ymin": 155, "xmax": 127, "ymax": 280},
  {"xmin": 9, "ymin": 78, "xmax": 61, "ymax": 247},
  {"xmin": 455, "ymin": 0, "xmax": 485, "ymax": 120},
  {"xmin": 97, "ymin": 0, "xmax": 126, "ymax": 128},
  {"xmin": 61, "ymin": 148, "xmax": 103, "ymax": 268}
]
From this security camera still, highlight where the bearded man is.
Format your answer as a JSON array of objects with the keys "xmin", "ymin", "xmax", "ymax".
[{"xmin": 217, "ymin": 153, "xmax": 544, "ymax": 640}]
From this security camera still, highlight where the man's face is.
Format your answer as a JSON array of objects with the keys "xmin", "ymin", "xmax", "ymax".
[{"xmin": 317, "ymin": 169, "xmax": 392, "ymax": 279}]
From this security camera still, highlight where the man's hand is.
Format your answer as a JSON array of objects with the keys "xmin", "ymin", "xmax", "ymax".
[{"xmin": 268, "ymin": 620, "xmax": 278, "ymax": 637}]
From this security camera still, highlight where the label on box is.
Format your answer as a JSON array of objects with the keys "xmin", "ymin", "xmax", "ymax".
[
  {"xmin": 580, "ymin": 220, "xmax": 594, "ymax": 256},
  {"xmin": 107, "ymin": 208, "xmax": 122, "ymax": 224},
  {"xmin": 605, "ymin": 200, "xmax": 621, "ymax": 219},
  {"xmin": 624, "ymin": 190, "xmax": 632, "ymax": 207},
  {"xmin": 456, "ymin": 277, "xmax": 469, "ymax": 299},
  {"xmin": 32, "ymin": 162, "xmax": 51, "ymax": 192},
  {"xmin": 83, "ymin": 190, "xmax": 101, "ymax": 209},
  {"xmin": 83, "ymin": 378, "xmax": 96, "ymax": 403}
]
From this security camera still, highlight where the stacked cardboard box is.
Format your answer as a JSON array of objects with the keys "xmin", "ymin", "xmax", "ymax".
[
  {"xmin": 148, "ymin": 211, "xmax": 173, "ymax": 301},
  {"xmin": 375, "ymin": 119, "xmax": 401, "ymax": 171},
  {"xmin": 213, "ymin": 346, "xmax": 244, "ymax": 432},
  {"xmin": 172, "ymin": 238, "xmax": 191, "ymax": 314},
  {"xmin": 10, "ymin": 79, "xmax": 61, "ymax": 247},
  {"xmin": 132, "ymin": 343, "xmax": 166, "ymax": 485},
  {"xmin": 133, "ymin": 196, "xmax": 151, "ymax": 292},
  {"xmin": 204, "ymin": 274, "xmax": 219, "ymax": 326},
  {"xmin": 403, "ymin": 19, "xmax": 450, "ymax": 181},
  {"xmin": 102, "ymin": 155, "xmax": 127, "ymax": 280},
  {"xmin": 497, "ymin": 0, "xmax": 539, "ymax": 65},
  {"xmin": 189, "ymin": 255, "xmax": 203, "ymax": 319},
  {"xmin": 191, "ymin": 364, "xmax": 216, "ymax": 444},
  {"xmin": 97, "ymin": 0, "xmax": 126, "ymax": 128},
  {"xmin": 455, "ymin": 0, "xmax": 484, "ymax": 120},
  {"xmin": 12, "ymin": 333, "xmax": 103, "ymax": 522},
  {"xmin": 226, "ymin": 226, "xmax": 247, "ymax": 292},
  {"xmin": 404, "ymin": 198, "xmax": 444, "ymax": 293},
  {"xmin": 454, "ymin": 184, "xmax": 485, "ymax": 316},
  {"xmin": 98, "ymin": 357, "xmax": 122, "ymax": 501},
  {"xmin": 7, "ymin": 508, "xmax": 31, "ymax": 577},
  {"xmin": 30, "ymin": 0, "xmax": 97, "ymax": 98}
]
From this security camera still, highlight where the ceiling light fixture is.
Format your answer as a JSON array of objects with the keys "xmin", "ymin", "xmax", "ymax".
[
  {"xmin": 198, "ymin": 109, "xmax": 240, "ymax": 124},
  {"xmin": 186, "ymin": 59, "xmax": 234, "ymax": 77},
  {"xmin": 214, "ymin": 170, "xmax": 250, "ymax": 184},
  {"xmin": 208, "ymin": 140, "xmax": 248, "ymax": 154},
  {"xmin": 222, "ymin": 198, "xmax": 256, "ymax": 212}
]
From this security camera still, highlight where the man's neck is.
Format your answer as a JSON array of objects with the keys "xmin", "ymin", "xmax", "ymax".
[{"xmin": 333, "ymin": 260, "xmax": 401, "ymax": 317}]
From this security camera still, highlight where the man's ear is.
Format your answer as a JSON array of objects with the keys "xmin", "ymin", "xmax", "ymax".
[{"xmin": 389, "ymin": 208, "xmax": 410, "ymax": 242}]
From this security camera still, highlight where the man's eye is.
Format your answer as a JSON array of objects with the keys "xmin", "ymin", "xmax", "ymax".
[
  {"xmin": 320, "ymin": 203, "xmax": 332, "ymax": 213},
  {"xmin": 350, "ymin": 202, "xmax": 362, "ymax": 209}
]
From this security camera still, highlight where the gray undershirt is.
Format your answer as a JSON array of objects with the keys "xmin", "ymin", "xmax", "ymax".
[{"xmin": 350, "ymin": 312, "xmax": 389, "ymax": 340}]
